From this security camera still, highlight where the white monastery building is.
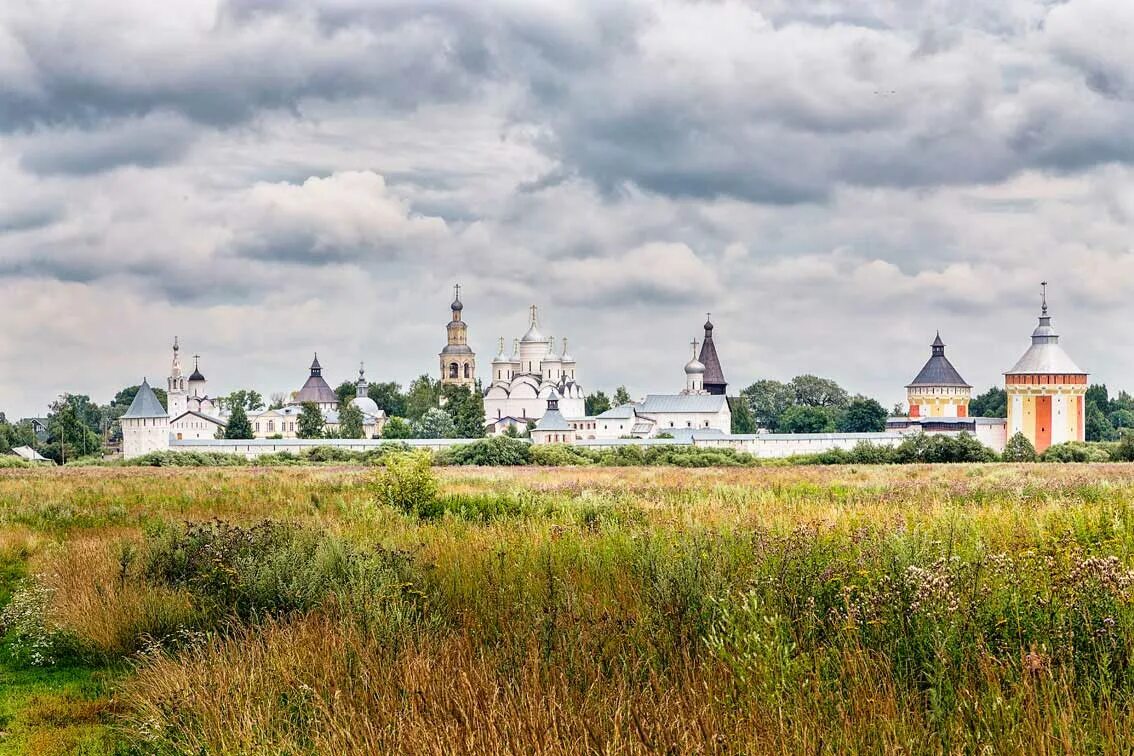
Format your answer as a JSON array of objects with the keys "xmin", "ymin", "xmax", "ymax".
[{"xmin": 484, "ymin": 304, "xmax": 585, "ymax": 426}]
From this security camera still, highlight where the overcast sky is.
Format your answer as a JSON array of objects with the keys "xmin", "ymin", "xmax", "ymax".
[{"xmin": 2, "ymin": 0, "xmax": 1133, "ymax": 417}]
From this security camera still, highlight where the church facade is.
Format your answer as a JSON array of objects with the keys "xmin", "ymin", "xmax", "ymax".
[{"xmin": 484, "ymin": 305, "xmax": 585, "ymax": 425}]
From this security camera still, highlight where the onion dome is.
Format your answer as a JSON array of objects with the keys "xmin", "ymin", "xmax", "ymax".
[
  {"xmin": 560, "ymin": 338, "xmax": 575, "ymax": 363},
  {"xmin": 685, "ymin": 338, "xmax": 705, "ymax": 374},
  {"xmin": 492, "ymin": 337, "xmax": 510, "ymax": 364},
  {"xmin": 188, "ymin": 355, "xmax": 206, "ymax": 382},
  {"xmin": 521, "ymin": 305, "xmax": 545, "ymax": 342}
]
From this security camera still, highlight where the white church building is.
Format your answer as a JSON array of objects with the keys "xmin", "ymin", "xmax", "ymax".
[{"xmin": 484, "ymin": 305, "xmax": 586, "ymax": 427}]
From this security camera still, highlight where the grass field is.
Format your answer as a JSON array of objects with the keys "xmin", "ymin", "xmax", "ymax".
[{"xmin": 3, "ymin": 462, "xmax": 1134, "ymax": 754}]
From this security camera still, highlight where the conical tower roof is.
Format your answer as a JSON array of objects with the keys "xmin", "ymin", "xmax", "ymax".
[
  {"xmin": 697, "ymin": 314, "xmax": 726, "ymax": 393},
  {"xmin": 123, "ymin": 379, "xmax": 168, "ymax": 419},
  {"xmin": 907, "ymin": 332, "xmax": 971, "ymax": 388},
  {"xmin": 1005, "ymin": 285, "xmax": 1085, "ymax": 375}
]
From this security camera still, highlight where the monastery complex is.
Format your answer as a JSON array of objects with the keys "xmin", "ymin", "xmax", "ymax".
[{"xmin": 121, "ymin": 282, "xmax": 1084, "ymax": 458}]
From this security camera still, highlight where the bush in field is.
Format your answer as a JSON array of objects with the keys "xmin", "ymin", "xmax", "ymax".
[
  {"xmin": 0, "ymin": 582, "xmax": 78, "ymax": 666},
  {"xmin": 125, "ymin": 451, "xmax": 249, "ymax": 467},
  {"xmin": 529, "ymin": 444, "xmax": 599, "ymax": 466},
  {"xmin": 0, "ymin": 456, "xmax": 32, "ymax": 469},
  {"xmin": 1114, "ymin": 430, "xmax": 1134, "ymax": 462},
  {"xmin": 434, "ymin": 436, "xmax": 531, "ymax": 466},
  {"xmin": 1042, "ymin": 441, "xmax": 1112, "ymax": 463},
  {"xmin": 374, "ymin": 452, "xmax": 439, "ymax": 517},
  {"xmin": 143, "ymin": 520, "xmax": 422, "ymax": 625},
  {"xmin": 1002, "ymin": 432, "xmax": 1038, "ymax": 462}
]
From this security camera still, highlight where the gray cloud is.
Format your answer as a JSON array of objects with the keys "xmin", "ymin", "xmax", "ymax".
[{"xmin": 2, "ymin": 0, "xmax": 1134, "ymax": 419}]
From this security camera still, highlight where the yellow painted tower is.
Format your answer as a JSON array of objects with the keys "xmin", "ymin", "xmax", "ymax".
[
  {"xmin": 1004, "ymin": 283, "xmax": 1087, "ymax": 454},
  {"xmin": 439, "ymin": 284, "xmax": 476, "ymax": 388},
  {"xmin": 906, "ymin": 332, "xmax": 972, "ymax": 418}
]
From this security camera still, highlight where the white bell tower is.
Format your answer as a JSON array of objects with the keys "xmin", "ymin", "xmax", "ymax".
[{"xmin": 167, "ymin": 337, "xmax": 187, "ymax": 418}]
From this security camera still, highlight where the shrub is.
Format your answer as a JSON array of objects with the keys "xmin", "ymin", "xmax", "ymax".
[
  {"xmin": 1114, "ymin": 431, "xmax": 1134, "ymax": 462},
  {"xmin": 1002, "ymin": 432, "xmax": 1038, "ymax": 462},
  {"xmin": 142, "ymin": 520, "xmax": 422, "ymax": 624},
  {"xmin": 374, "ymin": 452, "xmax": 439, "ymax": 516},
  {"xmin": 0, "ymin": 582, "xmax": 79, "ymax": 666},
  {"xmin": 434, "ymin": 436, "xmax": 531, "ymax": 466},
  {"xmin": 1041, "ymin": 441, "xmax": 1112, "ymax": 463},
  {"xmin": 125, "ymin": 451, "xmax": 249, "ymax": 467},
  {"xmin": 0, "ymin": 456, "xmax": 32, "ymax": 469},
  {"xmin": 529, "ymin": 444, "xmax": 599, "ymax": 466}
]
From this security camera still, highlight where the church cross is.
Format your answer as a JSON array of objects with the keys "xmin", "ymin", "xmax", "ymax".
[
  {"xmin": 529, "ymin": 304, "xmax": 538, "ymax": 325},
  {"xmin": 1041, "ymin": 280, "xmax": 1048, "ymax": 315},
  {"xmin": 454, "ymin": 283, "xmax": 461, "ymax": 300}
]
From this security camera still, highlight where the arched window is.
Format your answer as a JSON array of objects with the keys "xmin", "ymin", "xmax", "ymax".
[
  {"xmin": 449, "ymin": 362, "xmax": 459, "ymax": 378},
  {"xmin": 464, "ymin": 364, "xmax": 471, "ymax": 379}
]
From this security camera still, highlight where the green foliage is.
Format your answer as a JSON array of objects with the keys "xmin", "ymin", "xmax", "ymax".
[
  {"xmin": 367, "ymin": 382, "xmax": 408, "ymax": 418},
  {"xmin": 1041, "ymin": 441, "xmax": 1113, "ymax": 463},
  {"xmin": 442, "ymin": 384, "xmax": 486, "ymax": 438},
  {"xmin": 1002, "ymin": 432, "xmax": 1037, "ymax": 462},
  {"xmin": 373, "ymin": 452, "xmax": 439, "ymax": 517},
  {"xmin": 338, "ymin": 402, "xmax": 365, "ymax": 439},
  {"xmin": 741, "ymin": 379, "xmax": 793, "ymax": 430},
  {"xmin": 334, "ymin": 381, "xmax": 357, "ymax": 408},
  {"xmin": 728, "ymin": 396, "xmax": 757, "ymax": 434},
  {"xmin": 143, "ymin": 520, "xmax": 420, "ymax": 622},
  {"xmin": 415, "ymin": 408, "xmax": 455, "ymax": 439},
  {"xmin": 1110, "ymin": 409, "xmax": 1134, "ymax": 432},
  {"xmin": 788, "ymin": 374, "xmax": 849, "ymax": 408},
  {"xmin": 296, "ymin": 402, "xmax": 325, "ymax": 439},
  {"xmin": 219, "ymin": 389, "xmax": 264, "ymax": 413},
  {"xmin": 435, "ymin": 436, "xmax": 532, "ymax": 466},
  {"xmin": 0, "ymin": 582, "xmax": 79, "ymax": 666},
  {"xmin": 585, "ymin": 391, "xmax": 611, "ymax": 416},
  {"xmin": 613, "ymin": 386, "xmax": 632, "ymax": 406},
  {"xmin": 529, "ymin": 444, "xmax": 599, "ymax": 466},
  {"xmin": 224, "ymin": 404, "xmax": 253, "ymax": 440},
  {"xmin": 778, "ymin": 405, "xmax": 836, "ymax": 433},
  {"xmin": 380, "ymin": 417, "xmax": 415, "ymax": 439},
  {"xmin": 1115, "ymin": 431, "xmax": 1134, "ymax": 462},
  {"xmin": 837, "ymin": 397, "xmax": 888, "ymax": 432},
  {"xmin": 405, "ymin": 375, "xmax": 442, "ymax": 421},
  {"xmin": 1086, "ymin": 403, "xmax": 1117, "ymax": 442},
  {"xmin": 968, "ymin": 387, "xmax": 1007, "ymax": 418},
  {"xmin": 806, "ymin": 433, "xmax": 997, "ymax": 465},
  {"xmin": 44, "ymin": 394, "xmax": 104, "ymax": 463}
]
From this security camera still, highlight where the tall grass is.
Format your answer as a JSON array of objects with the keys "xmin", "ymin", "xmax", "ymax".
[{"xmin": 5, "ymin": 463, "xmax": 1134, "ymax": 752}]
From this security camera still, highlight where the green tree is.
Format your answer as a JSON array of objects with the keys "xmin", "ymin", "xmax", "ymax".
[
  {"xmin": 1002, "ymin": 432, "xmax": 1037, "ymax": 462},
  {"xmin": 728, "ymin": 397, "xmax": 757, "ymax": 434},
  {"xmin": 779, "ymin": 405, "xmax": 836, "ymax": 433},
  {"xmin": 296, "ymin": 402, "xmax": 325, "ymax": 439},
  {"xmin": 586, "ymin": 391, "xmax": 612, "ymax": 416},
  {"xmin": 1109, "ymin": 409, "xmax": 1134, "ymax": 432},
  {"xmin": 789, "ymin": 375, "xmax": 849, "ymax": 408},
  {"xmin": 837, "ymin": 397, "xmax": 887, "ymax": 433},
  {"xmin": 1115, "ymin": 430, "xmax": 1134, "ymax": 462},
  {"xmin": 338, "ymin": 402, "xmax": 365, "ymax": 439},
  {"xmin": 968, "ymin": 387, "xmax": 1007, "ymax": 418},
  {"xmin": 442, "ymin": 384, "xmax": 486, "ymax": 439},
  {"xmin": 368, "ymin": 382, "xmax": 408, "ymax": 418},
  {"xmin": 268, "ymin": 393, "xmax": 287, "ymax": 410},
  {"xmin": 415, "ymin": 407, "xmax": 455, "ymax": 439},
  {"xmin": 405, "ymin": 375, "xmax": 442, "ymax": 421},
  {"xmin": 334, "ymin": 381, "xmax": 357, "ymax": 408},
  {"xmin": 1086, "ymin": 384, "xmax": 1111, "ymax": 414},
  {"xmin": 740, "ymin": 379, "xmax": 793, "ymax": 430},
  {"xmin": 220, "ymin": 389, "xmax": 265, "ymax": 413},
  {"xmin": 1086, "ymin": 403, "xmax": 1117, "ymax": 442},
  {"xmin": 613, "ymin": 386, "xmax": 631, "ymax": 407},
  {"xmin": 44, "ymin": 394, "xmax": 103, "ymax": 463},
  {"xmin": 380, "ymin": 417, "xmax": 415, "ymax": 439},
  {"xmin": 224, "ymin": 404, "xmax": 254, "ymax": 439},
  {"xmin": 374, "ymin": 452, "xmax": 438, "ymax": 517}
]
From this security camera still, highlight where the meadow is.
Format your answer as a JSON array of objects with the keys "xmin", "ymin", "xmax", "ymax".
[{"xmin": 3, "ymin": 461, "xmax": 1134, "ymax": 754}]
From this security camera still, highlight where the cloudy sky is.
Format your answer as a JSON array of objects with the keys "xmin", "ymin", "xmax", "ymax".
[{"xmin": 2, "ymin": 0, "xmax": 1133, "ymax": 417}]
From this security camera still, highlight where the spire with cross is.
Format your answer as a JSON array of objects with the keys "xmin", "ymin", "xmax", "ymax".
[{"xmin": 1041, "ymin": 280, "xmax": 1048, "ymax": 316}]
